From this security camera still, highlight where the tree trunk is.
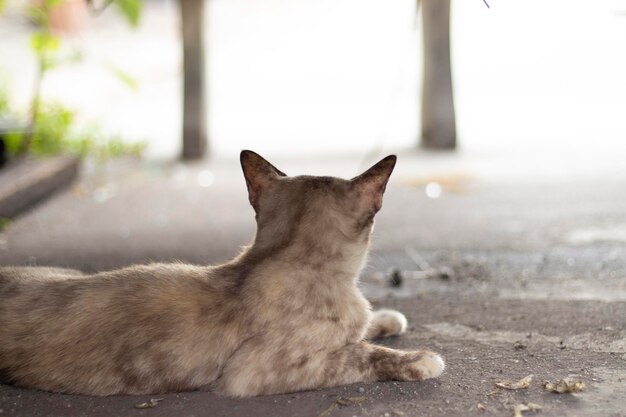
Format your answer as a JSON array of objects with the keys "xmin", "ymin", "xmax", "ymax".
[
  {"xmin": 421, "ymin": 0, "xmax": 456, "ymax": 149},
  {"xmin": 180, "ymin": 0, "xmax": 208, "ymax": 159}
]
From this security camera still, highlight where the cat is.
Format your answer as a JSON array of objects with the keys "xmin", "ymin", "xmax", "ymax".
[{"xmin": 0, "ymin": 150, "xmax": 444, "ymax": 397}]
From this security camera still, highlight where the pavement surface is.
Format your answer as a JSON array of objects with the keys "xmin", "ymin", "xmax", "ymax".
[{"xmin": 1, "ymin": 150, "xmax": 626, "ymax": 417}]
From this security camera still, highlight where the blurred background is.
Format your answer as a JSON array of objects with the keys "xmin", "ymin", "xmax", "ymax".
[
  {"xmin": 0, "ymin": 0, "xmax": 625, "ymax": 285},
  {"xmin": 1, "ymin": 0, "xmax": 624, "ymax": 179}
]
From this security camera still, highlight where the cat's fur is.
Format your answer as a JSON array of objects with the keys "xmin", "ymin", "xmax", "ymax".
[{"xmin": 0, "ymin": 151, "xmax": 444, "ymax": 396}]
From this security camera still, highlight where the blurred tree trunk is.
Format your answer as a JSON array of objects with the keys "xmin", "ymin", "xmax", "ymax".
[
  {"xmin": 180, "ymin": 0, "xmax": 208, "ymax": 159},
  {"xmin": 421, "ymin": 0, "xmax": 456, "ymax": 149}
]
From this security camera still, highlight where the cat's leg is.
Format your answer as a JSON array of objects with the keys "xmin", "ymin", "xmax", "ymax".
[
  {"xmin": 216, "ymin": 340, "xmax": 444, "ymax": 396},
  {"xmin": 365, "ymin": 309, "xmax": 408, "ymax": 339}
]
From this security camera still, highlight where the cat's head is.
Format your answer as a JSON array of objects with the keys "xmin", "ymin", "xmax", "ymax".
[{"xmin": 240, "ymin": 150, "xmax": 396, "ymax": 257}]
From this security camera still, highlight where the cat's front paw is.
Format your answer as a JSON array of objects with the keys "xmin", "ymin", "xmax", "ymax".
[
  {"xmin": 400, "ymin": 350, "xmax": 445, "ymax": 381},
  {"xmin": 366, "ymin": 309, "xmax": 408, "ymax": 339}
]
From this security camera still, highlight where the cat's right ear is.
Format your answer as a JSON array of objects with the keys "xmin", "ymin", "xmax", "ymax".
[
  {"xmin": 240, "ymin": 150, "xmax": 286, "ymax": 211},
  {"xmin": 350, "ymin": 155, "xmax": 397, "ymax": 213}
]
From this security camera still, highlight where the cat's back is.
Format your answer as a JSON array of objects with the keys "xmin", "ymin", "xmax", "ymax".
[
  {"xmin": 0, "ymin": 263, "xmax": 234, "ymax": 336},
  {"xmin": 0, "ymin": 263, "xmax": 243, "ymax": 395},
  {"xmin": 0, "ymin": 263, "xmax": 216, "ymax": 309}
]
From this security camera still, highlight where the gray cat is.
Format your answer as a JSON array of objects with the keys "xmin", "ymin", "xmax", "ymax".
[{"xmin": 0, "ymin": 151, "xmax": 444, "ymax": 396}]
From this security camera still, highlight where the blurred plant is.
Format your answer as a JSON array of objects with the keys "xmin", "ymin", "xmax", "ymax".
[
  {"xmin": 0, "ymin": 217, "xmax": 10, "ymax": 232},
  {"xmin": 1, "ymin": 86, "xmax": 145, "ymax": 160},
  {"xmin": 0, "ymin": 80, "xmax": 10, "ymax": 116},
  {"xmin": 0, "ymin": 0, "xmax": 144, "ymax": 158},
  {"xmin": 87, "ymin": 0, "xmax": 141, "ymax": 26}
]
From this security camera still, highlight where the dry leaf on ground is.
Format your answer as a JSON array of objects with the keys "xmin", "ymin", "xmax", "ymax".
[
  {"xmin": 134, "ymin": 398, "xmax": 163, "ymax": 409},
  {"xmin": 495, "ymin": 374, "xmax": 533, "ymax": 390},
  {"xmin": 513, "ymin": 402, "xmax": 542, "ymax": 417},
  {"xmin": 335, "ymin": 396, "xmax": 366, "ymax": 406},
  {"xmin": 317, "ymin": 396, "xmax": 367, "ymax": 417},
  {"xmin": 543, "ymin": 377, "xmax": 585, "ymax": 393}
]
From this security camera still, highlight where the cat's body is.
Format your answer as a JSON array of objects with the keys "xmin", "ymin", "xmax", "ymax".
[{"xmin": 0, "ymin": 151, "xmax": 444, "ymax": 396}]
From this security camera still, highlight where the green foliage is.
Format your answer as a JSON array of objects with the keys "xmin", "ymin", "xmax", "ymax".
[
  {"xmin": 93, "ymin": 136, "xmax": 146, "ymax": 159},
  {"xmin": 1, "ymin": 83, "xmax": 146, "ymax": 161},
  {"xmin": 0, "ymin": 217, "xmax": 10, "ymax": 232},
  {"xmin": 29, "ymin": 32, "xmax": 60, "ymax": 54},
  {"xmin": 113, "ymin": 0, "xmax": 142, "ymax": 27},
  {"xmin": 0, "ymin": 81, "xmax": 10, "ymax": 116},
  {"xmin": 0, "ymin": 0, "xmax": 6, "ymax": 14},
  {"xmin": 44, "ymin": 0, "xmax": 64, "ymax": 7},
  {"xmin": 4, "ymin": 102, "xmax": 146, "ymax": 160},
  {"xmin": 25, "ymin": 103, "xmax": 73, "ymax": 155},
  {"xmin": 29, "ymin": 31, "xmax": 62, "ymax": 70},
  {"xmin": 106, "ymin": 63, "xmax": 138, "ymax": 91},
  {"xmin": 0, "ymin": 0, "xmax": 145, "ymax": 159},
  {"xmin": 24, "ymin": 3, "xmax": 49, "ymax": 26}
]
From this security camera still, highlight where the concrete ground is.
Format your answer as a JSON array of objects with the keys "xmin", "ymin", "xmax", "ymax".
[{"xmin": 1, "ymin": 150, "xmax": 625, "ymax": 417}]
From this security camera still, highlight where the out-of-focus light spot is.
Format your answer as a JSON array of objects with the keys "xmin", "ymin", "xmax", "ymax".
[
  {"xmin": 425, "ymin": 182, "xmax": 442, "ymax": 199},
  {"xmin": 93, "ymin": 184, "xmax": 117, "ymax": 203},
  {"xmin": 197, "ymin": 170, "xmax": 214, "ymax": 188}
]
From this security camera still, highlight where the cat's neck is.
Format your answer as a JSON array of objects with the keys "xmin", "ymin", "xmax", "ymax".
[{"xmin": 235, "ymin": 231, "xmax": 369, "ymax": 283}]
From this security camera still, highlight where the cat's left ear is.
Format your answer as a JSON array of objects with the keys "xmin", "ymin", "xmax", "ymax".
[
  {"xmin": 240, "ymin": 150, "xmax": 286, "ymax": 211},
  {"xmin": 351, "ymin": 155, "xmax": 397, "ymax": 212}
]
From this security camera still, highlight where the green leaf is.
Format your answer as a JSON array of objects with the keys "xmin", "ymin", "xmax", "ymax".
[
  {"xmin": 30, "ymin": 32, "xmax": 60, "ymax": 54},
  {"xmin": 105, "ymin": 64, "xmax": 138, "ymax": 91},
  {"xmin": 0, "ymin": 217, "xmax": 11, "ymax": 232},
  {"xmin": 113, "ymin": 0, "xmax": 141, "ymax": 27},
  {"xmin": 28, "ymin": 103, "xmax": 75, "ymax": 155},
  {"xmin": 0, "ymin": 80, "xmax": 10, "ymax": 115},
  {"xmin": 0, "ymin": 0, "xmax": 6, "ymax": 14},
  {"xmin": 3, "ymin": 131, "xmax": 22, "ymax": 155},
  {"xmin": 44, "ymin": 0, "xmax": 64, "ymax": 7},
  {"xmin": 24, "ymin": 4, "xmax": 48, "ymax": 26},
  {"xmin": 5, "ymin": 100, "xmax": 146, "ymax": 160}
]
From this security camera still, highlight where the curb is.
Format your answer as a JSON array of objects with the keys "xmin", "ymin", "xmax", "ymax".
[{"xmin": 0, "ymin": 155, "xmax": 79, "ymax": 218}]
